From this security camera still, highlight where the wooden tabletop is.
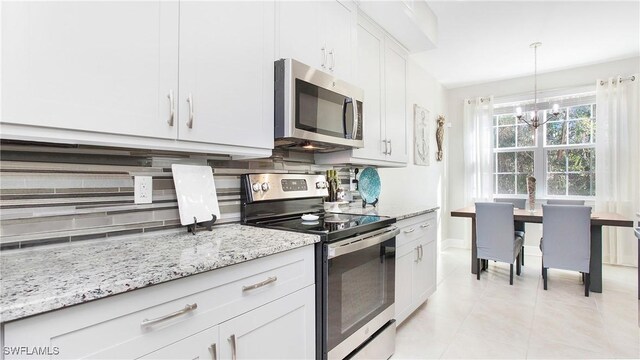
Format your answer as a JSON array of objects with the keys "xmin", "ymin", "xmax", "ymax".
[{"xmin": 451, "ymin": 205, "xmax": 634, "ymax": 227}]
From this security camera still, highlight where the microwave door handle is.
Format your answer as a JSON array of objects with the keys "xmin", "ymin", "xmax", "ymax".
[
  {"xmin": 342, "ymin": 98, "xmax": 349, "ymax": 138},
  {"xmin": 352, "ymin": 99, "xmax": 358, "ymax": 140}
]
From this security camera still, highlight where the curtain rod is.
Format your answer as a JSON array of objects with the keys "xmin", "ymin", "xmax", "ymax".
[
  {"xmin": 600, "ymin": 75, "xmax": 636, "ymax": 86},
  {"xmin": 466, "ymin": 97, "xmax": 491, "ymax": 104}
]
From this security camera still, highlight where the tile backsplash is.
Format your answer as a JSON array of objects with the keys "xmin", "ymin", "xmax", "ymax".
[{"xmin": 0, "ymin": 142, "xmax": 357, "ymax": 250}]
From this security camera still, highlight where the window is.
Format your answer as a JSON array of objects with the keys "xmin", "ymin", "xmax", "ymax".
[{"xmin": 493, "ymin": 94, "xmax": 596, "ymax": 198}]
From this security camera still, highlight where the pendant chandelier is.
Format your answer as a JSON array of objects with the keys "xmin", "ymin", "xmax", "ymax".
[{"xmin": 516, "ymin": 42, "xmax": 560, "ymax": 129}]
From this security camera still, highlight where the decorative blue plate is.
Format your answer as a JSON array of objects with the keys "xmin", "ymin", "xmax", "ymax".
[{"xmin": 358, "ymin": 167, "xmax": 381, "ymax": 205}]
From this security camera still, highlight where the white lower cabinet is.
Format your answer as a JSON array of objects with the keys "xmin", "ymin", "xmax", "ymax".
[
  {"xmin": 3, "ymin": 246, "xmax": 316, "ymax": 360},
  {"xmin": 395, "ymin": 212, "xmax": 437, "ymax": 325},
  {"xmin": 219, "ymin": 286, "xmax": 316, "ymax": 360}
]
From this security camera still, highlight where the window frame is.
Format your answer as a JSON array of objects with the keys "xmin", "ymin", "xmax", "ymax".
[{"xmin": 492, "ymin": 99, "xmax": 596, "ymax": 200}]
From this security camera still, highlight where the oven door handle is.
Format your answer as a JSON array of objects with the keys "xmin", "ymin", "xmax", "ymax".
[{"xmin": 328, "ymin": 226, "xmax": 399, "ymax": 259}]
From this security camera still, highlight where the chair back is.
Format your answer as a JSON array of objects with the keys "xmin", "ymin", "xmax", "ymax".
[
  {"xmin": 547, "ymin": 199, "xmax": 585, "ymax": 206},
  {"xmin": 542, "ymin": 205, "xmax": 591, "ymax": 273},
  {"xmin": 476, "ymin": 202, "xmax": 516, "ymax": 263},
  {"xmin": 494, "ymin": 198, "xmax": 526, "ymax": 209}
]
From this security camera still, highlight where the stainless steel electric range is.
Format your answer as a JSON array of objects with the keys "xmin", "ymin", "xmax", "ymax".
[{"xmin": 241, "ymin": 173, "xmax": 398, "ymax": 360}]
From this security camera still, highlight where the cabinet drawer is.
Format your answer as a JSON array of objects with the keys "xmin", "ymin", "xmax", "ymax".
[
  {"xmin": 396, "ymin": 212, "xmax": 436, "ymax": 247},
  {"xmin": 4, "ymin": 246, "xmax": 315, "ymax": 359}
]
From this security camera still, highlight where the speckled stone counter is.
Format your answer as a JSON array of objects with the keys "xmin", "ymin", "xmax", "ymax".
[
  {"xmin": 340, "ymin": 203, "xmax": 439, "ymax": 221},
  {"xmin": 0, "ymin": 224, "xmax": 320, "ymax": 323}
]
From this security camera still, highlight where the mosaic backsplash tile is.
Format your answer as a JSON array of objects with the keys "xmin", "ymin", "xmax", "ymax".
[{"xmin": 0, "ymin": 143, "xmax": 358, "ymax": 249}]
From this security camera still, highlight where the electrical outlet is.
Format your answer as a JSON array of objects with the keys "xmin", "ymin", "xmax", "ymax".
[{"xmin": 134, "ymin": 176, "xmax": 153, "ymax": 204}]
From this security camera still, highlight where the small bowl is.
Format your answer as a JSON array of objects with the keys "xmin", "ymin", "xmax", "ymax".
[{"xmin": 301, "ymin": 214, "xmax": 319, "ymax": 221}]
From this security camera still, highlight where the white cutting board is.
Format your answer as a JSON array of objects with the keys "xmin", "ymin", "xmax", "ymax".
[{"xmin": 171, "ymin": 164, "xmax": 221, "ymax": 226}]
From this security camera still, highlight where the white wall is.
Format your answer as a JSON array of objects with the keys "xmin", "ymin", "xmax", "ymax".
[
  {"xmin": 445, "ymin": 56, "xmax": 640, "ymax": 250},
  {"xmin": 378, "ymin": 57, "xmax": 449, "ymax": 245}
]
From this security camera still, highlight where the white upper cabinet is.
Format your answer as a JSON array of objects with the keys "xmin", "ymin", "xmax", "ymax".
[
  {"xmin": 351, "ymin": 18, "xmax": 386, "ymax": 162},
  {"xmin": 1, "ymin": 1, "xmax": 274, "ymax": 158},
  {"xmin": 315, "ymin": 15, "xmax": 408, "ymax": 167},
  {"xmin": 277, "ymin": 0, "xmax": 356, "ymax": 82},
  {"xmin": 1, "ymin": 1, "xmax": 179, "ymax": 140},
  {"xmin": 383, "ymin": 39, "xmax": 408, "ymax": 164},
  {"xmin": 177, "ymin": 1, "xmax": 274, "ymax": 150}
]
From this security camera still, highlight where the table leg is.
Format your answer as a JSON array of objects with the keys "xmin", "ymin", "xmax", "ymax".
[
  {"xmin": 471, "ymin": 217, "xmax": 478, "ymax": 274},
  {"xmin": 590, "ymin": 224, "xmax": 602, "ymax": 293}
]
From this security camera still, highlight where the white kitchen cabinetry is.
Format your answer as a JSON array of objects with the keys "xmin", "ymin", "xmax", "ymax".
[
  {"xmin": 395, "ymin": 212, "xmax": 437, "ymax": 325},
  {"xmin": 315, "ymin": 15, "xmax": 408, "ymax": 167},
  {"xmin": 177, "ymin": 1, "xmax": 274, "ymax": 150},
  {"xmin": 1, "ymin": 1, "xmax": 274, "ymax": 158},
  {"xmin": 3, "ymin": 246, "xmax": 315, "ymax": 360},
  {"xmin": 276, "ymin": 0, "xmax": 356, "ymax": 82},
  {"xmin": 219, "ymin": 286, "xmax": 316, "ymax": 359},
  {"xmin": 1, "ymin": 1, "xmax": 179, "ymax": 141}
]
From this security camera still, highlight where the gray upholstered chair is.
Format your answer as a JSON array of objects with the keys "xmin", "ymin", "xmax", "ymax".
[
  {"xmin": 547, "ymin": 199, "xmax": 585, "ymax": 205},
  {"xmin": 494, "ymin": 198, "xmax": 526, "ymax": 265},
  {"xmin": 475, "ymin": 202, "xmax": 524, "ymax": 285},
  {"xmin": 541, "ymin": 204, "xmax": 592, "ymax": 296}
]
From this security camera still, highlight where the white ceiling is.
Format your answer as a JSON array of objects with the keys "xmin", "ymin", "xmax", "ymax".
[{"xmin": 415, "ymin": 1, "xmax": 640, "ymax": 89}]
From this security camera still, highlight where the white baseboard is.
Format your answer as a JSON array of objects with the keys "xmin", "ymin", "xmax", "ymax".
[{"xmin": 442, "ymin": 238, "xmax": 467, "ymax": 250}]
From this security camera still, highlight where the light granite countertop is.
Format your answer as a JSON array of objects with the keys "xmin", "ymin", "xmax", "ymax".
[
  {"xmin": 0, "ymin": 224, "xmax": 320, "ymax": 323},
  {"xmin": 339, "ymin": 203, "xmax": 439, "ymax": 221}
]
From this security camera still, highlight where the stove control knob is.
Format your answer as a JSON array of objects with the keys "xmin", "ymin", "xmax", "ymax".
[
  {"xmin": 261, "ymin": 182, "xmax": 270, "ymax": 191},
  {"xmin": 251, "ymin": 183, "xmax": 261, "ymax": 192}
]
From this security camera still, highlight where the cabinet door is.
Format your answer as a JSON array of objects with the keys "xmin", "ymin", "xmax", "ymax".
[
  {"xmin": 178, "ymin": 1, "xmax": 274, "ymax": 150},
  {"xmin": 351, "ymin": 17, "xmax": 386, "ymax": 161},
  {"xmin": 1, "ymin": 1, "xmax": 179, "ymax": 140},
  {"xmin": 320, "ymin": 0, "xmax": 356, "ymax": 82},
  {"xmin": 276, "ymin": 1, "xmax": 323, "ymax": 70},
  {"xmin": 395, "ymin": 242, "xmax": 417, "ymax": 325},
  {"xmin": 383, "ymin": 39, "xmax": 408, "ymax": 163},
  {"xmin": 414, "ymin": 239, "xmax": 437, "ymax": 305},
  {"xmin": 219, "ymin": 286, "xmax": 315, "ymax": 359},
  {"xmin": 138, "ymin": 326, "xmax": 219, "ymax": 360}
]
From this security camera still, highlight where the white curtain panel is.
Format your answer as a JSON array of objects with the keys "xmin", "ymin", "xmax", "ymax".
[
  {"xmin": 595, "ymin": 75, "xmax": 639, "ymax": 266},
  {"xmin": 463, "ymin": 97, "xmax": 494, "ymax": 205}
]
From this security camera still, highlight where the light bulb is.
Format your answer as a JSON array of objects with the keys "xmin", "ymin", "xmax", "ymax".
[
  {"xmin": 552, "ymin": 103, "xmax": 560, "ymax": 114},
  {"xmin": 516, "ymin": 107, "xmax": 523, "ymax": 116}
]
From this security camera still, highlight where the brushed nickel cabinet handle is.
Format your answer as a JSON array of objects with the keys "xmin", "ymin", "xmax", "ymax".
[
  {"xmin": 420, "ymin": 223, "xmax": 431, "ymax": 228},
  {"xmin": 415, "ymin": 246, "xmax": 420, "ymax": 262},
  {"xmin": 403, "ymin": 228, "xmax": 416, "ymax": 234},
  {"xmin": 329, "ymin": 49, "xmax": 335, "ymax": 71},
  {"xmin": 389, "ymin": 139, "xmax": 392, "ymax": 155},
  {"xmin": 242, "ymin": 276, "xmax": 277, "ymax": 291},
  {"xmin": 321, "ymin": 46, "xmax": 327, "ymax": 68},
  {"xmin": 186, "ymin": 93, "xmax": 194, "ymax": 129},
  {"xmin": 419, "ymin": 244, "xmax": 424, "ymax": 261},
  {"xmin": 209, "ymin": 343, "xmax": 217, "ymax": 360},
  {"xmin": 167, "ymin": 90, "xmax": 175, "ymax": 126},
  {"xmin": 382, "ymin": 139, "xmax": 388, "ymax": 155},
  {"xmin": 140, "ymin": 303, "xmax": 197, "ymax": 328},
  {"xmin": 228, "ymin": 334, "xmax": 237, "ymax": 360}
]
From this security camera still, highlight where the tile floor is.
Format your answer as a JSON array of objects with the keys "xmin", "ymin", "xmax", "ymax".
[{"xmin": 393, "ymin": 248, "xmax": 640, "ymax": 359}]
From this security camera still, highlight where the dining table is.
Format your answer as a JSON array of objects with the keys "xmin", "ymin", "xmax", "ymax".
[{"xmin": 451, "ymin": 205, "xmax": 634, "ymax": 293}]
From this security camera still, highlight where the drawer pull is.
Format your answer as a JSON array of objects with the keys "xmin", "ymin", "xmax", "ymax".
[
  {"xmin": 140, "ymin": 303, "xmax": 197, "ymax": 328},
  {"xmin": 403, "ymin": 228, "xmax": 416, "ymax": 234},
  {"xmin": 420, "ymin": 223, "xmax": 431, "ymax": 228},
  {"xmin": 209, "ymin": 343, "xmax": 217, "ymax": 360},
  {"xmin": 242, "ymin": 276, "xmax": 277, "ymax": 292},
  {"xmin": 229, "ymin": 334, "xmax": 237, "ymax": 360}
]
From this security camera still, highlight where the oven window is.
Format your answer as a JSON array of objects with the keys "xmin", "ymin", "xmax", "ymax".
[
  {"xmin": 340, "ymin": 257, "xmax": 384, "ymax": 331},
  {"xmin": 326, "ymin": 238, "xmax": 395, "ymax": 351},
  {"xmin": 295, "ymin": 79, "xmax": 347, "ymax": 138}
]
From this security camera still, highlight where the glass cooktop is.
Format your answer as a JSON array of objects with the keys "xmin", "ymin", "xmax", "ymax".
[{"xmin": 254, "ymin": 212, "xmax": 395, "ymax": 241}]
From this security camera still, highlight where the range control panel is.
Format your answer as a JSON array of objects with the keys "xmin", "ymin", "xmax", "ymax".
[
  {"xmin": 241, "ymin": 173, "xmax": 328, "ymax": 202},
  {"xmin": 281, "ymin": 179, "xmax": 308, "ymax": 192}
]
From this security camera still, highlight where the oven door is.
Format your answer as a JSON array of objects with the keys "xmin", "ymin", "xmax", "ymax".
[{"xmin": 325, "ymin": 226, "xmax": 398, "ymax": 359}]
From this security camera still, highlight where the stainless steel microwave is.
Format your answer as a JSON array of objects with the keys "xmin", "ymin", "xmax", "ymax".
[{"xmin": 275, "ymin": 58, "xmax": 364, "ymax": 152}]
